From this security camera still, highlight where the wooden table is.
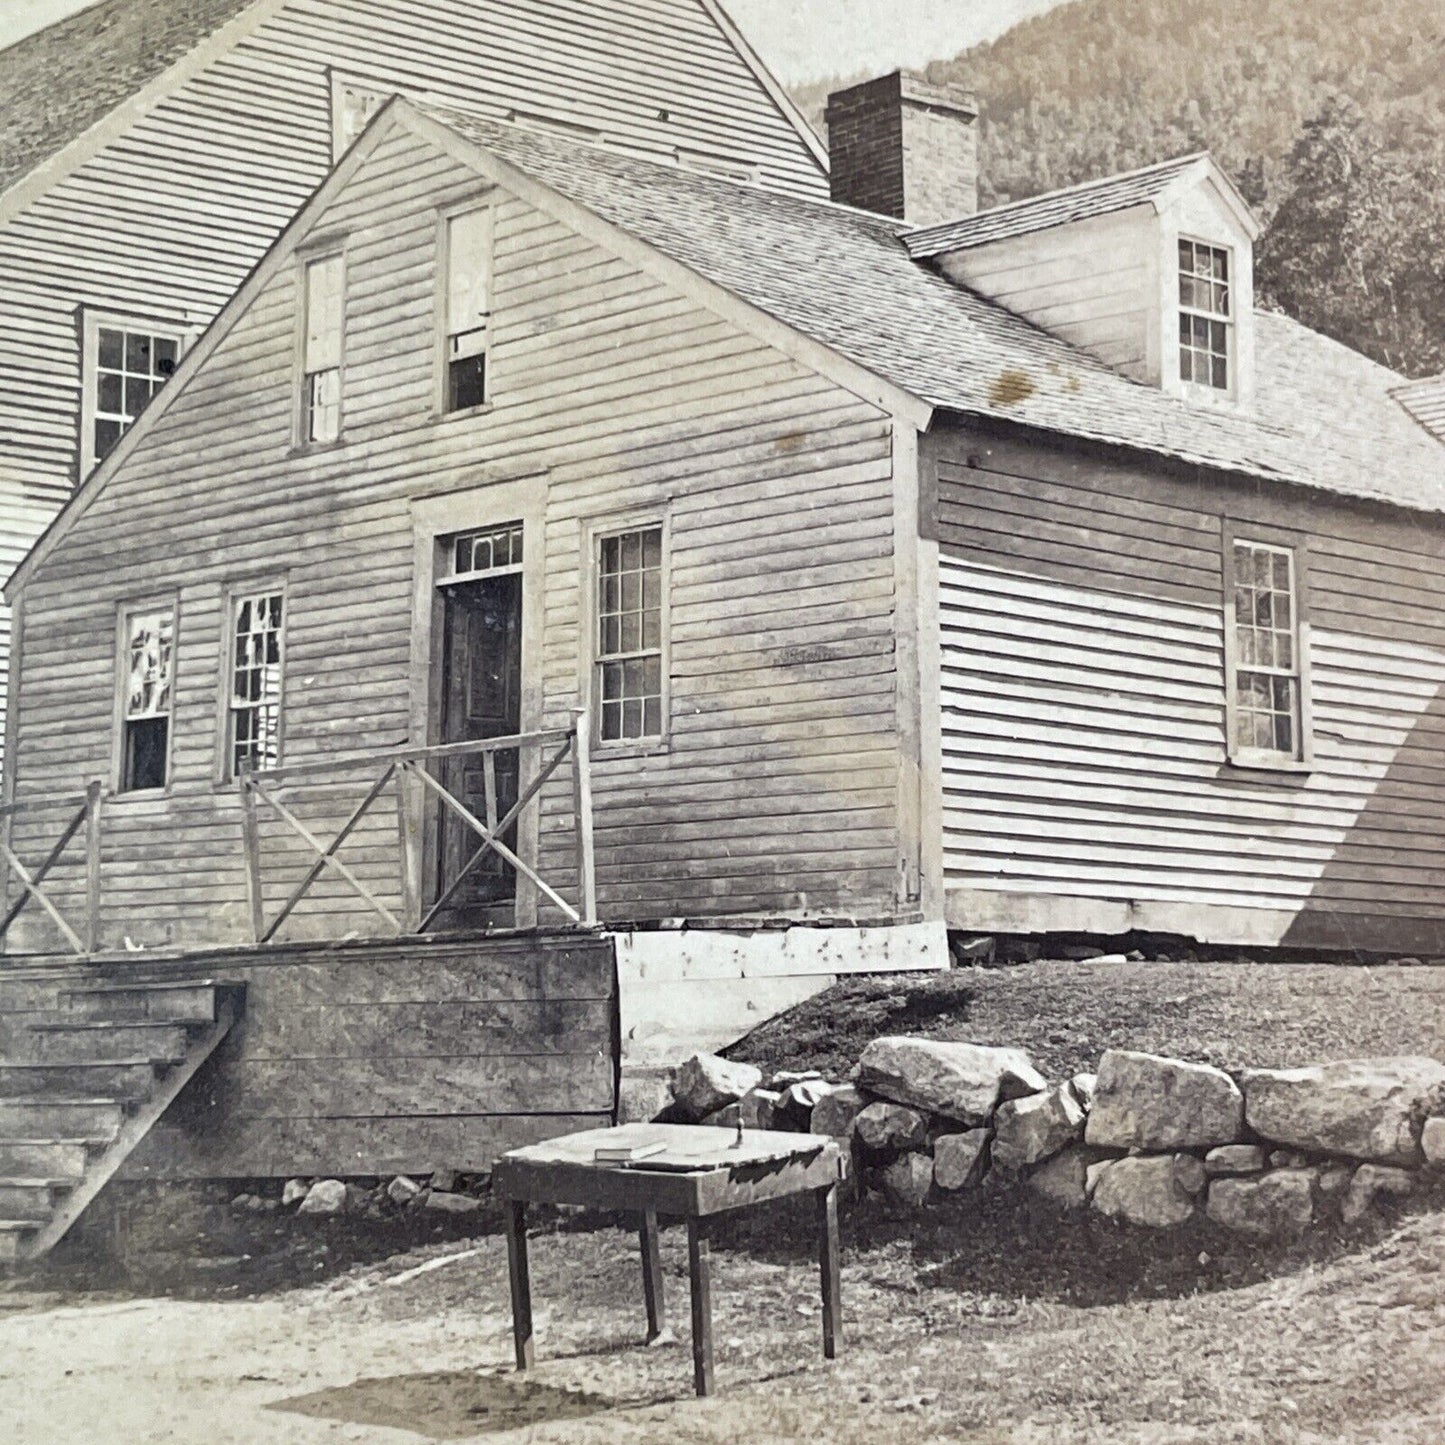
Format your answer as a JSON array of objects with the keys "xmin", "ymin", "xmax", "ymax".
[{"xmin": 491, "ymin": 1123, "xmax": 847, "ymax": 1397}]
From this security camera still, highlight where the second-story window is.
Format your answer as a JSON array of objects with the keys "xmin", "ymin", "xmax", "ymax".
[
  {"xmin": 302, "ymin": 253, "xmax": 344, "ymax": 444},
  {"xmin": 443, "ymin": 206, "xmax": 493, "ymax": 412},
  {"xmin": 81, "ymin": 314, "xmax": 187, "ymax": 478},
  {"xmin": 595, "ymin": 525, "xmax": 665, "ymax": 744},
  {"xmin": 1179, "ymin": 239, "xmax": 1232, "ymax": 391},
  {"xmin": 119, "ymin": 603, "xmax": 175, "ymax": 793},
  {"xmin": 227, "ymin": 590, "xmax": 285, "ymax": 777},
  {"xmin": 1230, "ymin": 539, "xmax": 1305, "ymax": 764}
]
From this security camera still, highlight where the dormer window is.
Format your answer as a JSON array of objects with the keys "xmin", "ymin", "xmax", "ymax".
[
  {"xmin": 1179, "ymin": 239, "xmax": 1232, "ymax": 391},
  {"xmin": 331, "ymin": 73, "xmax": 388, "ymax": 160}
]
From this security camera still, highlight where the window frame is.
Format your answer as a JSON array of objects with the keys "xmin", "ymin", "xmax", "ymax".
[
  {"xmin": 328, "ymin": 69, "xmax": 389, "ymax": 162},
  {"xmin": 1222, "ymin": 524, "xmax": 1313, "ymax": 772},
  {"xmin": 112, "ymin": 594, "xmax": 180, "ymax": 797},
  {"xmin": 78, "ymin": 308, "xmax": 193, "ymax": 482},
  {"xmin": 294, "ymin": 244, "xmax": 347, "ymax": 449},
  {"xmin": 433, "ymin": 193, "xmax": 497, "ymax": 419},
  {"xmin": 1177, "ymin": 236, "xmax": 1235, "ymax": 395},
  {"xmin": 580, "ymin": 513, "xmax": 671, "ymax": 753},
  {"xmin": 216, "ymin": 579, "xmax": 289, "ymax": 784}
]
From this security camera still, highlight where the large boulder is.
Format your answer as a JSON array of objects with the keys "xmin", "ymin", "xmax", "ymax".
[
  {"xmin": 672, "ymin": 1053, "xmax": 764, "ymax": 1121},
  {"xmin": 1089, "ymin": 1155, "xmax": 1197, "ymax": 1228},
  {"xmin": 992, "ymin": 1083, "xmax": 1085, "ymax": 1172},
  {"xmin": 1086, "ymin": 1050, "xmax": 1244, "ymax": 1152},
  {"xmin": 856, "ymin": 1037, "xmax": 1045, "ymax": 1125},
  {"xmin": 855, "ymin": 1101, "xmax": 931, "ymax": 1153},
  {"xmin": 1241, "ymin": 1058, "xmax": 1445, "ymax": 1166},
  {"xmin": 1206, "ymin": 1169, "xmax": 1315, "ymax": 1238},
  {"xmin": 297, "ymin": 1179, "xmax": 348, "ymax": 1216},
  {"xmin": 1342, "ymin": 1164, "xmax": 1415, "ymax": 1225},
  {"xmin": 810, "ymin": 1085, "xmax": 870, "ymax": 1141},
  {"xmin": 933, "ymin": 1130, "xmax": 990, "ymax": 1191},
  {"xmin": 618, "ymin": 1068, "xmax": 676, "ymax": 1125}
]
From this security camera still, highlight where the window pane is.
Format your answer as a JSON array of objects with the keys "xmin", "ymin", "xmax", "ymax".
[
  {"xmin": 94, "ymin": 418, "xmax": 123, "ymax": 461},
  {"xmin": 98, "ymin": 372, "xmax": 124, "ymax": 414},
  {"xmin": 153, "ymin": 337, "xmax": 179, "ymax": 374},
  {"xmin": 124, "ymin": 331, "xmax": 151, "ymax": 371},
  {"xmin": 123, "ymin": 716, "xmax": 169, "ymax": 792},
  {"xmin": 98, "ymin": 327, "xmax": 124, "ymax": 369},
  {"xmin": 125, "ymin": 374, "xmax": 151, "ymax": 418}
]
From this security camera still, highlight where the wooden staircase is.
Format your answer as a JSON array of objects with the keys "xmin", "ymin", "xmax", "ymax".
[{"xmin": 0, "ymin": 978, "xmax": 243, "ymax": 1265}]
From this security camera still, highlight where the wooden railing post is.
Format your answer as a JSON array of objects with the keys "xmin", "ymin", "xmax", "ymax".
[
  {"xmin": 238, "ymin": 774, "xmax": 265, "ymax": 944},
  {"xmin": 83, "ymin": 779, "xmax": 103, "ymax": 954},
  {"xmin": 395, "ymin": 762, "xmax": 422, "ymax": 931},
  {"xmin": 571, "ymin": 708, "xmax": 597, "ymax": 926}
]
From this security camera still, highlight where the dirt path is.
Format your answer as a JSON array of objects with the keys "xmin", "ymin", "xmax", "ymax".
[{"xmin": 4, "ymin": 1206, "xmax": 1445, "ymax": 1444}]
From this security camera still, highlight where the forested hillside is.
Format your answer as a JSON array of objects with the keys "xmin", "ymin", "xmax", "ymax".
[{"xmin": 795, "ymin": 0, "xmax": 1445, "ymax": 377}]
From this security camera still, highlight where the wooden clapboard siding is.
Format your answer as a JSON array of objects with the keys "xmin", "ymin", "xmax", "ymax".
[
  {"xmin": 0, "ymin": 932, "xmax": 617, "ymax": 1177},
  {"xmin": 0, "ymin": 0, "xmax": 827, "ymax": 771},
  {"xmin": 6, "ymin": 122, "xmax": 902, "ymax": 952},
  {"xmin": 930, "ymin": 428, "xmax": 1445, "ymax": 952}
]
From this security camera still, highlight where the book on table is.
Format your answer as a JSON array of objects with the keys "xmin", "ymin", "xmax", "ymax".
[{"xmin": 594, "ymin": 1139, "xmax": 669, "ymax": 1164}]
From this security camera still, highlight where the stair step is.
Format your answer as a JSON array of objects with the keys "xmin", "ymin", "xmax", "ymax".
[
  {"xmin": 0, "ymin": 1140, "xmax": 89, "ymax": 1179},
  {"xmin": 0, "ymin": 1180, "xmax": 63, "ymax": 1220},
  {"xmin": 60, "ymin": 980, "xmax": 222, "ymax": 1025},
  {"xmin": 21, "ymin": 1023, "xmax": 189, "ymax": 1066},
  {"xmin": 0, "ymin": 1099, "xmax": 124, "ymax": 1140},
  {"xmin": 0, "ymin": 1062, "xmax": 157, "ymax": 1100},
  {"xmin": 0, "ymin": 1221, "xmax": 39, "ymax": 1264}
]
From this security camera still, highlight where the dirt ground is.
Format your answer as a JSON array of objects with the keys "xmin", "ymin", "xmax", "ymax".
[{"xmin": 3, "ymin": 1185, "xmax": 1445, "ymax": 1444}]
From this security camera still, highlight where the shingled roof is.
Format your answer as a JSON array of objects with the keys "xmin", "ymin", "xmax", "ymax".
[
  {"xmin": 0, "ymin": 0, "xmax": 259, "ymax": 195},
  {"xmin": 903, "ymin": 152, "xmax": 1258, "ymax": 258},
  {"xmin": 420, "ymin": 106, "xmax": 1445, "ymax": 516},
  {"xmin": 1394, "ymin": 376, "xmax": 1445, "ymax": 442}
]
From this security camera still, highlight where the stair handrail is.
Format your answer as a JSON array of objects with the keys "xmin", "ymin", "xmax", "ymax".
[{"xmin": 0, "ymin": 779, "xmax": 104, "ymax": 956}]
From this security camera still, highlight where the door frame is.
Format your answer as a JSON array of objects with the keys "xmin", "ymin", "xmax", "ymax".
[{"xmin": 409, "ymin": 471, "xmax": 549, "ymax": 930}]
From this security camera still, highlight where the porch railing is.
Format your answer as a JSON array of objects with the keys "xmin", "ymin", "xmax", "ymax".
[
  {"xmin": 238, "ymin": 709, "xmax": 596, "ymax": 944},
  {"xmin": 0, "ymin": 781, "xmax": 104, "ymax": 956}
]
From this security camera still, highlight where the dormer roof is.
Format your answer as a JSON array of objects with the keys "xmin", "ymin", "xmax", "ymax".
[
  {"xmin": 1394, "ymin": 376, "xmax": 1445, "ymax": 441},
  {"xmin": 906, "ymin": 152, "xmax": 1261, "ymax": 259}
]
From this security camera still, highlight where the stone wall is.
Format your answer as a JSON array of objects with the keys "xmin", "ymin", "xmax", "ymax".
[{"xmin": 647, "ymin": 1043, "xmax": 1445, "ymax": 1239}]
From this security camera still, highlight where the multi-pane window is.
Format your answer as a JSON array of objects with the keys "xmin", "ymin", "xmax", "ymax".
[
  {"xmin": 89, "ymin": 324, "xmax": 182, "ymax": 469},
  {"xmin": 1231, "ymin": 541, "xmax": 1302, "ymax": 760},
  {"xmin": 452, "ymin": 522, "xmax": 522, "ymax": 579},
  {"xmin": 1179, "ymin": 239, "xmax": 1232, "ymax": 390},
  {"xmin": 443, "ymin": 207, "xmax": 493, "ymax": 412},
  {"xmin": 120, "ymin": 605, "xmax": 175, "ymax": 792},
  {"xmin": 228, "ymin": 591, "xmax": 285, "ymax": 777},
  {"xmin": 596, "ymin": 526, "xmax": 664, "ymax": 743},
  {"xmin": 302, "ymin": 253, "xmax": 344, "ymax": 443}
]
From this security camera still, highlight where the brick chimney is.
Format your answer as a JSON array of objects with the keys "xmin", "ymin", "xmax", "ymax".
[{"xmin": 825, "ymin": 71, "xmax": 979, "ymax": 226}]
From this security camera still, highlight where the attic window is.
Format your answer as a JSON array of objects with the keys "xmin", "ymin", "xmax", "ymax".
[
  {"xmin": 300, "ymin": 252, "xmax": 344, "ymax": 444},
  {"xmin": 1179, "ymin": 239, "xmax": 1232, "ymax": 391},
  {"xmin": 675, "ymin": 148, "xmax": 760, "ymax": 185},
  {"xmin": 80, "ymin": 312, "xmax": 188, "ymax": 479},
  {"xmin": 331, "ymin": 75, "xmax": 388, "ymax": 159}
]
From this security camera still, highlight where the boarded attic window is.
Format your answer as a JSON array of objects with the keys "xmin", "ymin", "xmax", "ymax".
[
  {"xmin": 443, "ymin": 206, "xmax": 493, "ymax": 412},
  {"xmin": 675, "ymin": 148, "xmax": 761, "ymax": 185},
  {"xmin": 332, "ymin": 76, "xmax": 388, "ymax": 159},
  {"xmin": 1179, "ymin": 239, "xmax": 1232, "ymax": 391},
  {"xmin": 301, "ymin": 253, "xmax": 344, "ymax": 444}
]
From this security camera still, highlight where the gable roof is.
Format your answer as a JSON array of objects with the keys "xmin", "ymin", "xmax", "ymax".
[
  {"xmin": 905, "ymin": 152, "xmax": 1259, "ymax": 259},
  {"xmin": 0, "ymin": 0, "xmax": 260, "ymax": 195},
  {"xmin": 12, "ymin": 100, "xmax": 1445, "ymax": 598},
  {"xmin": 1394, "ymin": 376, "xmax": 1445, "ymax": 442}
]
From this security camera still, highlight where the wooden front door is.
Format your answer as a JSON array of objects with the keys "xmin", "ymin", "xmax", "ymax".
[{"xmin": 436, "ymin": 569, "xmax": 524, "ymax": 925}]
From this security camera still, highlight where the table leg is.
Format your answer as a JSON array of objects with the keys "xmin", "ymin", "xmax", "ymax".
[
  {"xmin": 686, "ymin": 1216, "xmax": 714, "ymax": 1397},
  {"xmin": 639, "ymin": 1209, "xmax": 666, "ymax": 1343},
  {"xmin": 818, "ymin": 1182, "xmax": 841, "ymax": 1360},
  {"xmin": 503, "ymin": 1198, "xmax": 535, "ymax": 1371}
]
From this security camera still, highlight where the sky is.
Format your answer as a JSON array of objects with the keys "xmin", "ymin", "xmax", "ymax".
[{"xmin": 0, "ymin": 0, "xmax": 1062, "ymax": 82}]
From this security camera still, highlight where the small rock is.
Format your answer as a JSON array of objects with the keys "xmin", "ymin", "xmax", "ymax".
[
  {"xmin": 673, "ymin": 1053, "xmax": 765, "ymax": 1121},
  {"xmin": 1206, "ymin": 1170, "xmax": 1315, "ymax": 1238},
  {"xmin": 1069, "ymin": 1073, "xmax": 1097, "ymax": 1111},
  {"xmin": 881, "ymin": 1153, "xmax": 934, "ymax": 1209},
  {"xmin": 1086, "ymin": 1050, "xmax": 1244, "ymax": 1152},
  {"xmin": 1125, "ymin": 950, "xmax": 1146, "ymax": 963},
  {"xmin": 1269, "ymin": 1149, "xmax": 1311, "ymax": 1170},
  {"xmin": 1090, "ymin": 1155, "xmax": 1196, "ymax": 1227},
  {"xmin": 1241, "ymin": 1057, "xmax": 1445, "ymax": 1166},
  {"xmin": 1317, "ymin": 1162, "xmax": 1354, "ymax": 1203},
  {"xmin": 430, "ymin": 1169, "xmax": 458, "ymax": 1193},
  {"xmin": 742, "ymin": 1087, "xmax": 784, "ymax": 1130},
  {"xmin": 1342, "ymin": 1164, "xmax": 1415, "ymax": 1225},
  {"xmin": 950, "ymin": 935, "xmax": 996, "ymax": 964},
  {"xmin": 856, "ymin": 1101, "xmax": 931, "ymax": 1152},
  {"xmin": 1027, "ymin": 1144, "xmax": 1101, "ymax": 1211},
  {"xmin": 857, "ymin": 1037, "xmax": 1046, "ymax": 1125},
  {"xmin": 424, "ymin": 1190, "xmax": 483, "ymax": 1216},
  {"xmin": 776, "ymin": 1078, "xmax": 838, "ymax": 1126},
  {"xmin": 1204, "ymin": 1144, "xmax": 1268, "ymax": 1176},
  {"xmin": 230, "ymin": 1192, "xmax": 258, "ymax": 1212},
  {"xmin": 1174, "ymin": 1155, "xmax": 1209, "ymax": 1196},
  {"xmin": 811, "ymin": 1085, "xmax": 870, "ymax": 1140},
  {"xmin": 297, "ymin": 1179, "xmax": 348, "ymax": 1216},
  {"xmin": 387, "ymin": 1176, "xmax": 423, "ymax": 1206},
  {"xmin": 1422, "ymin": 1118, "xmax": 1445, "ymax": 1166},
  {"xmin": 282, "ymin": 1178, "xmax": 310, "ymax": 1207},
  {"xmin": 345, "ymin": 1184, "xmax": 373, "ymax": 1213},
  {"xmin": 769, "ymin": 1070, "xmax": 824, "ymax": 1089},
  {"xmin": 933, "ymin": 1130, "xmax": 990, "ymax": 1191},
  {"xmin": 1080, "ymin": 953, "xmax": 1130, "ymax": 965},
  {"xmin": 992, "ymin": 1083, "xmax": 1085, "ymax": 1172}
]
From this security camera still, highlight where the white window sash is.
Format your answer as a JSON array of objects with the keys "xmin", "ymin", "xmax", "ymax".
[
  {"xmin": 447, "ymin": 207, "xmax": 493, "ymax": 345},
  {"xmin": 304, "ymin": 254, "xmax": 344, "ymax": 373}
]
